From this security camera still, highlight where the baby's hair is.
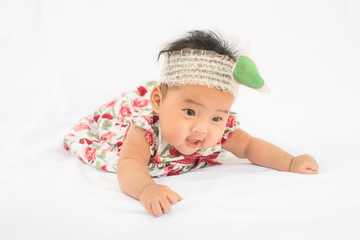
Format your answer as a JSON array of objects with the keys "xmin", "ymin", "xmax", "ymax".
[
  {"xmin": 158, "ymin": 30, "xmax": 238, "ymax": 61},
  {"xmin": 158, "ymin": 30, "xmax": 239, "ymax": 97}
]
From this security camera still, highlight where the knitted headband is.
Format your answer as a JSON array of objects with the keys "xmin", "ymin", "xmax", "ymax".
[{"xmin": 158, "ymin": 43, "xmax": 269, "ymax": 97}]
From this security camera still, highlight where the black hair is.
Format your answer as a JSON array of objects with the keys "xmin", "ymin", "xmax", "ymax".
[{"xmin": 158, "ymin": 30, "xmax": 238, "ymax": 61}]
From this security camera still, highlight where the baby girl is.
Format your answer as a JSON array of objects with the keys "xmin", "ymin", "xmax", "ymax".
[{"xmin": 64, "ymin": 30, "xmax": 319, "ymax": 217}]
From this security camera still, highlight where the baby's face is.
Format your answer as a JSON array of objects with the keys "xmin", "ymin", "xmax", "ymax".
[{"xmin": 155, "ymin": 85, "xmax": 234, "ymax": 155}]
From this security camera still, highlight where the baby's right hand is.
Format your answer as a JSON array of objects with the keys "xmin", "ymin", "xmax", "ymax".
[{"xmin": 139, "ymin": 184, "xmax": 182, "ymax": 217}]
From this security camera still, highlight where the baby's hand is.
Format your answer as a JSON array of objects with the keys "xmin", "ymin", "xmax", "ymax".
[
  {"xmin": 289, "ymin": 154, "xmax": 319, "ymax": 174},
  {"xmin": 139, "ymin": 184, "xmax": 182, "ymax": 217}
]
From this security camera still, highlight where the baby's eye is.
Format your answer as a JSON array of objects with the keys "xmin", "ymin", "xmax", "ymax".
[
  {"xmin": 184, "ymin": 109, "xmax": 196, "ymax": 116},
  {"xmin": 212, "ymin": 117, "xmax": 222, "ymax": 122}
]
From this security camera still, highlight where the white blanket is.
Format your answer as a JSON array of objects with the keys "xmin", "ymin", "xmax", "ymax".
[{"xmin": 1, "ymin": 1, "xmax": 359, "ymax": 239}]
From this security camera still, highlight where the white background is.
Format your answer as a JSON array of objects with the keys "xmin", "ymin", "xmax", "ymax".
[{"xmin": 1, "ymin": 0, "xmax": 359, "ymax": 239}]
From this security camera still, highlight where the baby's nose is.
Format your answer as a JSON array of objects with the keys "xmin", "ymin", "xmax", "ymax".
[{"xmin": 192, "ymin": 123, "xmax": 207, "ymax": 135}]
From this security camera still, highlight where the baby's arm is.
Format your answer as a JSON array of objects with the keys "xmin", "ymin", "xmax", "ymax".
[
  {"xmin": 223, "ymin": 129, "xmax": 319, "ymax": 174},
  {"xmin": 117, "ymin": 125, "xmax": 182, "ymax": 217}
]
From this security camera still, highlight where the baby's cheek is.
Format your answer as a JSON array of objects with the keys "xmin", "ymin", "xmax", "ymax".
[
  {"xmin": 204, "ymin": 131, "xmax": 223, "ymax": 148},
  {"xmin": 162, "ymin": 128, "xmax": 183, "ymax": 146}
]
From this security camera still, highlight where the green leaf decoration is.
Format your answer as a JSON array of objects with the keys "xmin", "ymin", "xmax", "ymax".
[{"xmin": 233, "ymin": 56, "xmax": 264, "ymax": 89}]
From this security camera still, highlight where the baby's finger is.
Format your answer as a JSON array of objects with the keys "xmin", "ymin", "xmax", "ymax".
[
  {"xmin": 142, "ymin": 201, "xmax": 155, "ymax": 217},
  {"xmin": 311, "ymin": 160, "xmax": 320, "ymax": 171},
  {"xmin": 167, "ymin": 192, "xmax": 183, "ymax": 205},
  {"xmin": 160, "ymin": 198, "xmax": 172, "ymax": 214},
  {"xmin": 302, "ymin": 168, "xmax": 318, "ymax": 174},
  {"xmin": 151, "ymin": 202, "xmax": 164, "ymax": 217},
  {"xmin": 305, "ymin": 160, "xmax": 319, "ymax": 173}
]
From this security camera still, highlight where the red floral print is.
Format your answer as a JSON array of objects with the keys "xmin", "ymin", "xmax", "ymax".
[
  {"xmin": 173, "ymin": 152, "xmax": 221, "ymax": 169},
  {"xmin": 132, "ymin": 98, "xmax": 150, "ymax": 108},
  {"xmin": 84, "ymin": 138, "xmax": 97, "ymax": 145},
  {"xmin": 153, "ymin": 115, "xmax": 159, "ymax": 123},
  {"xmin": 101, "ymin": 165, "xmax": 108, "ymax": 171},
  {"xmin": 84, "ymin": 147, "xmax": 96, "ymax": 164},
  {"xmin": 64, "ymin": 142, "xmax": 70, "ymax": 151},
  {"xmin": 116, "ymin": 141, "xmax": 123, "ymax": 148},
  {"xmin": 94, "ymin": 115, "xmax": 100, "ymax": 123},
  {"xmin": 73, "ymin": 124, "xmax": 90, "ymax": 132},
  {"xmin": 80, "ymin": 138, "xmax": 98, "ymax": 145},
  {"xmin": 149, "ymin": 153, "xmax": 162, "ymax": 164},
  {"xmin": 101, "ymin": 131, "xmax": 116, "ymax": 141},
  {"xmin": 226, "ymin": 115, "xmax": 235, "ymax": 128},
  {"xmin": 119, "ymin": 104, "xmax": 132, "ymax": 117},
  {"xmin": 163, "ymin": 166, "xmax": 171, "ymax": 173},
  {"xmin": 169, "ymin": 147, "xmax": 181, "ymax": 157},
  {"xmin": 76, "ymin": 154, "xmax": 85, "ymax": 163},
  {"xmin": 221, "ymin": 132, "xmax": 233, "ymax": 145},
  {"xmin": 142, "ymin": 115, "xmax": 152, "ymax": 125},
  {"xmin": 163, "ymin": 164, "xmax": 182, "ymax": 174},
  {"xmin": 167, "ymin": 171, "xmax": 181, "ymax": 176},
  {"xmin": 101, "ymin": 113, "xmax": 113, "ymax": 120},
  {"xmin": 145, "ymin": 130, "xmax": 155, "ymax": 145},
  {"xmin": 137, "ymin": 86, "xmax": 147, "ymax": 96},
  {"xmin": 105, "ymin": 100, "xmax": 117, "ymax": 108}
]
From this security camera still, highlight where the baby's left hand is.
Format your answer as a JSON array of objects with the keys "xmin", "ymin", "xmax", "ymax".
[{"xmin": 289, "ymin": 154, "xmax": 319, "ymax": 174}]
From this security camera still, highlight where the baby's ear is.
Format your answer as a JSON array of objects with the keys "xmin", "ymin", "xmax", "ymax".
[{"xmin": 150, "ymin": 85, "xmax": 162, "ymax": 113}]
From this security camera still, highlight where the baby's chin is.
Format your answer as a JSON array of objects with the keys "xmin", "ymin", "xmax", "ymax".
[
  {"xmin": 176, "ymin": 142, "xmax": 216, "ymax": 156},
  {"xmin": 177, "ymin": 147, "xmax": 201, "ymax": 156}
]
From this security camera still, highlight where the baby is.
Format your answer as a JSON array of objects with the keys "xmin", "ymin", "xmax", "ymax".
[{"xmin": 64, "ymin": 30, "xmax": 319, "ymax": 217}]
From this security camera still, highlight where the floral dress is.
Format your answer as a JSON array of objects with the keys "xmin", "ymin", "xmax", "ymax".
[{"xmin": 63, "ymin": 81, "xmax": 240, "ymax": 177}]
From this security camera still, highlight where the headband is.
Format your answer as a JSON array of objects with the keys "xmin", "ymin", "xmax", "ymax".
[{"xmin": 158, "ymin": 43, "xmax": 269, "ymax": 97}]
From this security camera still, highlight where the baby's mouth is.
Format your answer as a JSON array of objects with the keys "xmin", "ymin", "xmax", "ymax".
[{"xmin": 186, "ymin": 138, "xmax": 202, "ymax": 148}]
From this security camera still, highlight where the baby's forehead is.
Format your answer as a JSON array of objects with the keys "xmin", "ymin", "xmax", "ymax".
[
  {"xmin": 165, "ymin": 84, "xmax": 234, "ymax": 107},
  {"xmin": 167, "ymin": 84, "xmax": 232, "ymax": 94}
]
